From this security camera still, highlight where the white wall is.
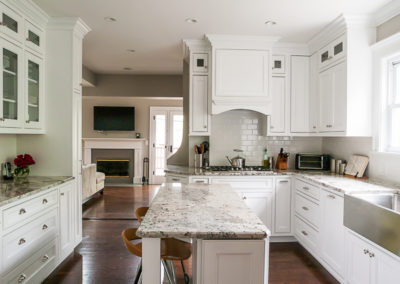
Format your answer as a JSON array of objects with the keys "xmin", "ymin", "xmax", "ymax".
[
  {"xmin": 210, "ymin": 110, "xmax": 323, "ymax": 168},
  {"xmin": 0, "ymin": 135, "xmax": 17, "ymax": 163},
  {"xmin": 82, "ymin": 96, "xmax": 183, "ymax": 158}
]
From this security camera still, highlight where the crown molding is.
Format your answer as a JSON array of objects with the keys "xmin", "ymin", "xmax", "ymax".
[
  {"xmin": 4, "ymin": 0, "xmax": 49, "ymax": 27},
  {"xmin": 182, "ymin": 39, "xmax": 210, "ymax": 58},
  {"xmin": 205, "ymin": 34, "xmax": 281, "ymax": 50},
  {"xmin": 47, "ymin": 18, "xmax": 91, "ymax": 38},
  {"xmin": 374, "ymin": 0, "xmax": 400, "ymax": 26}
]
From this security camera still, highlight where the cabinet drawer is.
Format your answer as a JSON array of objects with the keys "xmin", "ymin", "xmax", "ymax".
[
  {"xmin": 295, "ymin": 179, "xmax": 320, "ymax": 201},
  {"xmin": 2, "ymin": 238, "xmax": 57, "ymax": 284},
  {"xmin": 295, "ymin": 216, "xmax": 319, "ymax": 255},
  {"xmin": 3, "ymin": 189, "xmax": 58, "ymax": 230},
  {"xmin": 295, "ymin": 193, "xmax": 320, "ymax": 229},
  {"xmin": 2, "ymin": 208, "xmax": 58, "ymax": 272},
  {"xmin": 210, "ymin": 178, "xmax": 274, "ymax": 190}
]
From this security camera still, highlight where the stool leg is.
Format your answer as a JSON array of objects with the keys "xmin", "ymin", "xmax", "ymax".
[
  {"xmin": 134, "ymin": 259, "xmax": 142, "ymax": 284},
  {"xmin": 181, "ymin": 260, "xmax": 190, "ymax": 284},
  {"xmin": 161, "ymin": 259, "xmax": 175, "ymax": 284},
  {"xmin": 168, "ymin": 260, "xmax": 177, "ymax": 284}
]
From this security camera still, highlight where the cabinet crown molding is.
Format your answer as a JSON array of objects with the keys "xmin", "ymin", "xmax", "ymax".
[
  {"xmin": 205, "ymin": 34, "xmax": 280, "ymax": 49},
  {"xmin": 182, "ymin": 39, "xmax": 210, "ymax": 59},
  {"xmin": 6, "ymin": 0, "xmax": 49, "ymax": 27},
  {"xmin": 47, "ymin": 17, "xmax": 91, "ymax": 38}
]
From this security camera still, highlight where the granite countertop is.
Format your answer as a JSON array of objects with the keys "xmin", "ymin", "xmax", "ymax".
[
  {"xmin": 165, "ymin": 165, "xmax": 400, "ymax": 195},
  {"xmin": 136, "ymin": 183, "xmax": 270, "ymax": 240},
  {"xmin": 0, "ymin": 176, "xmax": 74, "ymax": 207}
]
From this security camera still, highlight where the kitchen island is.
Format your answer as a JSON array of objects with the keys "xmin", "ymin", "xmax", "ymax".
[{"xmin": 136, "ymin": 182, "xmax": 270, "ymax": 284}]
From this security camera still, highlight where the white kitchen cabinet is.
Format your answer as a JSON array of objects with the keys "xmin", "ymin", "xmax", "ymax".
[
  {"xmin": 0, "ymin": 2, "xmax": 23, "ymax": 43},
  {"xmin": 309, "ymin": 52, "xmax": 319, "ymax": 132},
  {"xmin": 241, "ymin": 191, "xmax": 273, "ymax": 231},
  {"xmin": 290, "ymin": 55, "xmax": 310, "ymax": 133},
  {"xmin": 346, "ymin": 229, "xmax": 400, "ymax": 284},
  {"xmin": 320, "ymin": 190, "xmax": 345, "ymax": 278},
  {"xmin": 200, "ymin": 239, "xmax": 267, "ymax": 284},
  {"xmin": 59, "ymin": 183, "xmax": 75, "ymax": 260},
  {"xmin": 24, "ymin": 20, "xmax": 45, "ymax": 56},
  {"xmin": 319, "ymin": 61, "xmax": 346, "ymax": 132},
  {"xmin": 274, "ymin": 178, "xmax": 291, "ymax": 234},
  {"xmin": 0, "ymin": 38, "xmax": 23, "ymax": 128},
  {"xmin": 190, "ymin": 75, "xmax": 209, "ymax": 134},
  {"xmin": 269, "ymin": 76, "xmax": 286, "ymax": 133},
  {"xmin": 24, "ymin": 51, "xmax": 43, "ymax": 129},
  {"xmin": 272, "ymin": 55, "xmax": 286, "ymax": 75},
  {"xmin": 318, "ymin": 34, "xmax": 346, "ymax": 71}
]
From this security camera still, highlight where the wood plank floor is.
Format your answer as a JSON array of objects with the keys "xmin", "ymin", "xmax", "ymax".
[{"xmin": 44, "ymin": 185, "xmax": 339, "ymax": 284}]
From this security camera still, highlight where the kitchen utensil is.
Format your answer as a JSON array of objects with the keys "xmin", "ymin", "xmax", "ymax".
[
  {"xmin": 276, "ymin": 148, "xmax": 289, "ymax": 170},
  {"xmin": 194, "ymin": 154, "xmax": 203, "ymax": 168},
  {"xmin": 226, "ymin": 149, "xmax": 246, "ymax": 169},
  {"xmin": 201, "ymin": 141, "xmax": 209, "ymax": 153},
  {"xmin": 345, "ymin": 155, "xmax": 369, "ymax": 177},
  {"xmin": 335, "ymin": 160, "xmax": 342, "ymax": 174},
  {"xmin": 200, "ymin": 144, "xmax": 205, "ymax": 154},
  {"xmin": 194, "ymin": 145, "xmax": 198, "ymax": 154}
]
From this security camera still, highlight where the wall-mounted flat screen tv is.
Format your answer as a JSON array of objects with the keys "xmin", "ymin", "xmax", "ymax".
[{"xmin": 94, "ymin": 106, "xmax": 135, "ymax": 131}]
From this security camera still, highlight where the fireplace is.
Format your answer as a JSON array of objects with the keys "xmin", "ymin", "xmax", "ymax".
[{"xmin": 91, "ymin": 149, "xmax": 134, "ymax": 184}]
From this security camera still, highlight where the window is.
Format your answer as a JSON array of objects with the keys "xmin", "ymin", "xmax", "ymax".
[{"xmin": 385, "ymin": 57, "xmax": 400, "ymax": 152}]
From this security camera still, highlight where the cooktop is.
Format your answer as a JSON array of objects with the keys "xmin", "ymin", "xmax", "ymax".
[{"xmin": 208, "ymin": 166, "xmax": 273, "ymax": 172}]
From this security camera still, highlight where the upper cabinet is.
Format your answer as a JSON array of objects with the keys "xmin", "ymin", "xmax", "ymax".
[
  {"xmin": 0, "ymin": 1, "xmax": 47, "ymax": 134},
  {"xmin": 318, "ymin": 34, "xmax": 346, "ymax": 71},
  {"xmin": 206, "ymin": 35, "xmax": 279, "ymax": 115},
  {"xmin": 272, "ymin": 55, "xmax": 286, "ymax": 75}
]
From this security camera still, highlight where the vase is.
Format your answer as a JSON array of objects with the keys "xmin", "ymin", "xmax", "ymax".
[{"xmin": 13, "ymin": 166, "xmax": 30, "ymax": 183}]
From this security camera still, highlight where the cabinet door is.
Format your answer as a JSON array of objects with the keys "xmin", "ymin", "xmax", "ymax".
[
  {"xmin": 374, "ymin": 248, "xmax": 400, "ymax": 284},
  {"xmin": 274, "ymin": 178, "xmax": 291, "ymax": 234},
  {"xmin": 290, "ymin": 56, "xmax": 310, "ymax": 133},
  {"xmin": 24, "ymin": 52, "xmax": 44, "ymax": 129},
  {"xmin": 270, "ymin": 76, "xmax": 285, "ymax": 133},
  {"xmin": 272, "ymin": 55, "xmax": 285, "ymax": 75},
  {"xmin": 320, "ymin": 191, "xmax": 345, "ymax": 278},
  {"xmin": 319, "ymin": 62, "xmax": 346, "ymax": 132},
  {"xmin": 0, "ymin": 38, "xmax": 23, "ymax": 128},
  {"xmin": 25, "ymin": 20, "xmax": 44, "ymax": 55},
  {"xmin": 191, "ymin": 75, "xmax": 208, "ymax": 133},
  {"xmin": 346, "ymin": 231, "xmax": 374, "ymax": 284},
  {"xmin": 0, "ymin": 2, "xmax": 23, "ymax": 43},
  {"xmin": 241, "ymin": 191, "xmax": 273, "ymax": 230},
  {"xmin": 215, "ymin": 49, "xmax": 269, "ymax": 98},
  {"xmin": 309, "ymin": 53, "xmax": 319, "ymax": 132},
  {"xmin": 59, "ymin": 183, "xmax": 75, "ymax": 260}
]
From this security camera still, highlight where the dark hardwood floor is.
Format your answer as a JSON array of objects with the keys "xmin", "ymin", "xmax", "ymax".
[{"xmin": 44, "ymin": 185, "xmax": 338, "ymax": 284}]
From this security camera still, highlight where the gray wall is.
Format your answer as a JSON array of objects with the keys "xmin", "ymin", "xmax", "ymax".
[
  {"xmin": 377, "ymin": 14, "xmax": 400, "ymax": 41},
  {"xmin": 83, "ymin": 74, "xmax": 182, "ymax": 98}
]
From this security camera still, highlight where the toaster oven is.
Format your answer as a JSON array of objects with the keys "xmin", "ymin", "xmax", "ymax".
[{"xmin": 295, "ymin": 154, "xmax": 330, "ymax": 170}]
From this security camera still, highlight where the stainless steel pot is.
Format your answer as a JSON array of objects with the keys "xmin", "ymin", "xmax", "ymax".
[{"xmin": 226, "ymin": 149, "xmax": 246, "ymax": 169}]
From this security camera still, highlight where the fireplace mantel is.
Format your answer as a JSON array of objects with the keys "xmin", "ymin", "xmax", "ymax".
[{"xmin": 82, "ymin": 138, "xmax": 148, "ymax": 184}]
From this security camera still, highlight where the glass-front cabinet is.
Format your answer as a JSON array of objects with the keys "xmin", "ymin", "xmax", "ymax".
[
  {"xmin": 25, "ymin": 20, "xmax": 44, "ymax": 55},
  {"xmin": 25, "ymin": 52, "xmax": 43, "ymax": 129},
  {"xmin": 0, "ymin": 2, "xmax": 23, "ymax": 43},
  {"xmin": 0, "ymin": 38, "xmax": 23, "ymax": 128}
]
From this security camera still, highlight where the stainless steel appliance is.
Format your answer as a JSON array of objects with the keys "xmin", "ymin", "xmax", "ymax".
[
  {"xmin": 344, "ymin": 192, "xmax": 400, "ymax": 257},
  {"xmin": 209, "ymin": 166, "xmax": 273, "ymax": 172},
  {"xmin": 226, "ymin": 149, "xmax": 246, "ymax": 169},
  {"xmin": 295, "ymin": 154, "xmax": 330, "ymax": 170}
]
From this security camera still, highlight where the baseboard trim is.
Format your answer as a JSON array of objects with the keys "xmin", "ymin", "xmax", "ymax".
[{"xmin": 270, "ymin": 236, "xmax": 297, "ymax": 243}]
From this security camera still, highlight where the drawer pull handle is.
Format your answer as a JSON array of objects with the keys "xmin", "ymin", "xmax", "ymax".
[
  {"xmin": 42, "ymin": 198, "xmax": 48, "ymax": 204},
  {"xmin": 369, "ymin": 252, "xmax": 375, "ymax": 258},
  {"xmin": 328, "ymin": 194, "xmax": 336, "ymax": 199},
  {"xmin": 364, "ymin": 249, "xmax": 369, "ymax": 255},
  {"xmin": 172, "ymin": 178, "xmax": 179, "ymax": 182},
  {"xmin": 60, "ymin": 192, "xmax": 64, "ymax": 196},
  {"xmin": 195, "ymin": 180, "xmax": 205, "ymax": 183},
  {"xmin": 301, "ymin": 230, "xmax": 308, "ymax": 236},
  {"xmin": 302, "ymin": 206, "xmax": 309, "ymax": 211},
  {"xmin": 42, "ymin": 224, "xmax": 48, "ymax": 230},
  {"xmin": 18, "ymin": 274, "xmax": 26, "ymax": 283},
  {"xmin": 19, "ymin": 208, "xmax": 26, "ymax": 215},
  {"xmin": 18, "ymin": 238, "xmax": 26, "ymax": 245},
  {"xmin": 42, "ymin": 254, "xmax": 49, "ymax": 262},
  {"xmin": 302, "ymin": 187, "xmax": 310, "ymax": 191},
  {"xmin": 279, "ymin": 180, "xmax": 289, "ymax": 183}
]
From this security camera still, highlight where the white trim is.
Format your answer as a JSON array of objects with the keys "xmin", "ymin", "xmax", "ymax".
[
  {"xmin": 82, "ymin": 96, "xmax": 183, "ymax": 101},
  {"xmin": 374, "ymin": 0, "xmax": 400, "ymax": 26}
]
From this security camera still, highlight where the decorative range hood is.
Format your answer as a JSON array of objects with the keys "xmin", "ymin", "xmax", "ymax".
[{"xmin": 205, "ymin": 34, "xmax": 280, "ymax": 116}]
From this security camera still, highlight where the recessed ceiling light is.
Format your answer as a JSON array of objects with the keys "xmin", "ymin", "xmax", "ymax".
[
  {"xmin": 264, "ymin": 20, "xmax": 277, "ymax": 26},
  {"xmin": 123, "ymin": 67, "xmax": 132, "ymax": 71},
  {"xmin": 127, "ymin": 49, "xmax": 136, "ymax": 53},
  {"xmin": 104, "ymin": 17, "xmax": 117, "ymax": 22},
  {"xmin": 185, "ymin": 18, "xmax": 198, "ymax": 23}
]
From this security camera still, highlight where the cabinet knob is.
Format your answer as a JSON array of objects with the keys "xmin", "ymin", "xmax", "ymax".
[
  {"xmin": 302, "ymin": 206, "xmax": 309, "ymax": 211},
  {"xmin": 42, "ymin": 198, "xmax": 48, "ymax": 204},
  {"xmin": 203, "ymin": 125, "xmax": 207, "ymax": 129},
  {"xmin": 42, "ymin": 224, "xmax": 48, "ymax": 230},
  {"xmin": 369, "ymin": 252, "xmax": 375, "ymax": 258},
  {"xmin": 303, "ymin": 187, "xmax": 309, "ymax": 191},
  {"xmin": 363, "ymin": 249, "xmax": 369, "ymax": 254},
  {"xmin": 42, "ymin": 254, "xmax": 49, "ymax": 262},
  {"xmin": 242, "ymin": 196, "xmax": 247, "ymax": 200},
  {"xmin": 26, "ymin": 120, "xmax": 30, "ymax": 124},
  {"xmin": 60, "ymin": 192, "xmax": 64, "ymax": 196},
  {"xmin": 19, "ymin": 208, "xmax": 26, "ymax": 215},
  {"xmin": 0, "ymin": 117, "xmax": 4, "ymax": 121},
  {"xmin": 301, "ymin": 230, "xmax": 308, "ymax": 236},
  {"xmin": 328, "ymin": 194, "xmax": 336, "ymax": 199},
  {"xmin": 18, "ymin": 274, "xmax": 26, "ymax": 283},
  {"xmin": 18, "ymin": 238, "xmax": 26, "ymax": 245},
  {"xmin": 327, "ymin": 56, "xmax": 333, "ymax": 60},
  {"xmin": 313, "ymin": 126, "xmax": 316, "ymax": 129}
]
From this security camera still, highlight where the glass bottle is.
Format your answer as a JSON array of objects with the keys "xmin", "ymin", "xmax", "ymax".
[{"xmin": 262, "ymin": 148, "xmax": 270, "ymax": 169}]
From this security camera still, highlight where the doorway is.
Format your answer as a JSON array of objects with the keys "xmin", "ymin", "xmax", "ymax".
[{"xmin": 149, "ymin": 107, "xmax": 183, "ymax": 184}]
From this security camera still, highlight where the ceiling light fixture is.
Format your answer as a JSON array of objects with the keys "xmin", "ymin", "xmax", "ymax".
[
  {"xmin": 185, "ymin": 18, "xmax": 198, "ymax": 23},
  {"xmin": 123, "ymin": 67, "xmax": 132, "ymax": 71},
  {"xmin": 104, "ymin": 17, "xmax": 117, "ymax": 22},
  {"xmin": 264, "ymin": 20, "xmax": 277, "ymax": 26}
]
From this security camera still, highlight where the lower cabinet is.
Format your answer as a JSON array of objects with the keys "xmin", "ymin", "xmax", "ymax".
[
  {"xmin": 274, "ymin": 178, "xmax": 292, "ymax": 234},
  {"xmin": 59, "ymin": 182, "xmax": 75, "ymax": 260},
  {"xmin": 240, "ymin": 191, "xmax": 273, "ymax": 231},
  {"xmin": 346, "ymin": 230, "xmax": 400, "ymax": 284}
]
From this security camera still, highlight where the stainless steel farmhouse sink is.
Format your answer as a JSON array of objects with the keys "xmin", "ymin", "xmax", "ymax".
[{"xmin": 344, "ymin": 192, "xmax": 400, "ymax": 257}]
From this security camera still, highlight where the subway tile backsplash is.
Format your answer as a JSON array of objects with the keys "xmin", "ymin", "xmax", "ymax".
[{"xmin": 210, "ymin": 110, "xmax": 323, "ymax": 168}]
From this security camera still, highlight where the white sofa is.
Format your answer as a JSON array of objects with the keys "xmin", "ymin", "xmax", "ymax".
[{"xmin": 82, "ymin": 163, "xmax": 105, "ymax": 202}]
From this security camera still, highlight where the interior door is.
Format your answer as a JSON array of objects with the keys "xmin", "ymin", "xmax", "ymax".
[{"xmin": 150, "ymin": 107, "xmax": 183, "ymax": 184}]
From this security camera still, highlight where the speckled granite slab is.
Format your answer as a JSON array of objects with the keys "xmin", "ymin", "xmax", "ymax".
[
  {"xmin": 0, "ymin": 176, "xmax": 74, "ymax": 207},
  {"xmin": 136, "ymin": 183, "xmax": 270, "ymax": 240}
]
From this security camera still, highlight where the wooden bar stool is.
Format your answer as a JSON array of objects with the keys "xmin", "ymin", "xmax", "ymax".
[{"xmin": 134, "ymin": 207, "xmax": 191, "ymax": 284}]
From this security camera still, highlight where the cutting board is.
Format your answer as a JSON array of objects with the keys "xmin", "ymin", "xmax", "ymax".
[{"xmin": 344, "ymin": 155, "xmax": 369, "ymax": 178}]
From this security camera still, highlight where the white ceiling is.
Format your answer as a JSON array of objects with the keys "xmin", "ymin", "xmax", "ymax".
[{"xmin": 33, "ymin": 0, "xmax": 390, "ymax": 75}]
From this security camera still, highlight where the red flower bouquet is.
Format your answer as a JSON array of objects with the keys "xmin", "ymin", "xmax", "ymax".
[{"xmin": 13, "ymin": 154, "xmax": 35, "ymax": 180}]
